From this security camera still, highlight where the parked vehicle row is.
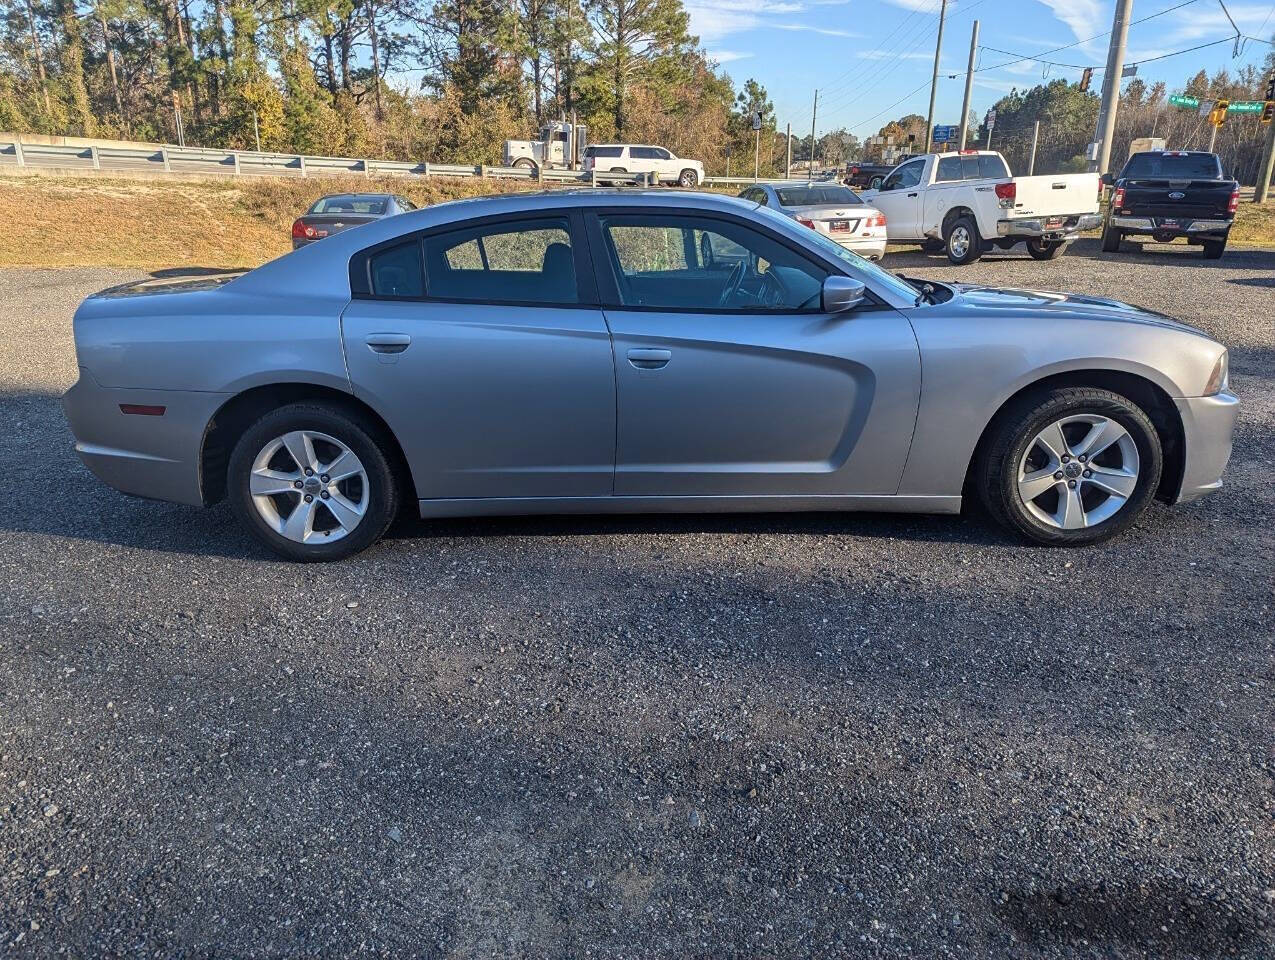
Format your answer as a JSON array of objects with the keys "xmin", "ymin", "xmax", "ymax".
[{"xmin": 66, "ymin": 190, "xmax": 1237, "ymax": 562}]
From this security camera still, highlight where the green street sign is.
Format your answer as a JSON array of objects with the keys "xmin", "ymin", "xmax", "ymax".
[
  {"xmin": 1227, "ymin": 101, "xmax": 1265, "ymax": 114},
  {"xmin": 1169, "ymin": 94, "xmax": 1199, "ymax": 108}
]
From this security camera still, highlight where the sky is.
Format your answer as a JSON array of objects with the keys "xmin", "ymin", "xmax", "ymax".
[{"xmin": 692, "ymin": 0, "xmax": 1275, "ymax": 141}]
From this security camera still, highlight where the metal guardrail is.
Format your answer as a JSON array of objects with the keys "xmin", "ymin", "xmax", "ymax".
[{"xmin": 0, "ymin": 135, "xmax": 813, "ymax": 188}]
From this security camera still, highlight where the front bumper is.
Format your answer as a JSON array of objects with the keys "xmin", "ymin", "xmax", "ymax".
[
  {"xmin": 1172, "ymin": 390, "xmax": 1240, "ymax": 504},
  {"xmin": 1109, "ymin": 215, "xmax": 1232, "ymax": 238},
  {"xmin": 63, "ymin": 369, "xmax": 227, "ymax": 507},
  {"xmin": 996, "ymin": 214, "xmax": 1101, "ymax": 239}
]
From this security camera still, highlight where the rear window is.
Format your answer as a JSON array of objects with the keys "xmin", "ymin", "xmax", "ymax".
[
  {"xmin": 585, "ymin": 146, "xmax": 623, "ymax": 159},
  {"xmin": 774, "ymin": 185, "xmax": 863, "ymax": 206},
  {"xmin": 1121, "ymin": 152, "xmax": 1222, "ymax": 179},
  {"xmin": 978, "ymin": 154, "xmax": 1009, "ymax": 179},
  {"xmin": 310, "ymin": 196, "xmax": 387, "ymax": 215},
  {"xmin": 369, "ymin": 242, "xmax": 423, "ymax": 298}
]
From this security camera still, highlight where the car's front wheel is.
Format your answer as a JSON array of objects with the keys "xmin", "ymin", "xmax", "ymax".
[
  {"xmin": 977, "ymin": 387, "xmax": 1162, "ymax": 546},
  {"xmin": 678, "ymin": 168, "xmax": 699, "ymax": 187},
  {"xmin": 228, "ymin": 402, "xmax": 400, "ymax": 561}
]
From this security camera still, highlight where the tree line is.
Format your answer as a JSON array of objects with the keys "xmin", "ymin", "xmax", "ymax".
[{"xmin": 0, "ymin": 0, "xmax": 804, "ymax": 173}]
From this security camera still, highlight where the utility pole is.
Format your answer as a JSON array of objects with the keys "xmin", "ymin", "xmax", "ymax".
[
  {"xmin": 1028, "ymin": 119, "xmax": 1040, "ymax": 174},
  {"xmin": 252, "ymin": 110, "xmax": 261, "ymax": 152},
  {"xmin": 924, "ymin": 0, "xmax": 949, "ymax": 154},
  {"xmin": 1207, "ymin": 121, "xmax": 1218, "ymax": 153},
  {"xmin": 809, "ymin": 90, "xmax": 818, "ymax": 180},
  {"xmin": 1089, "ymin": 0, "xmax": 1133, "ymax": 174},
  {"xmin": 785, "ymin": 122, "xmax": 792, "ymax": 179},
  {"xmin": 1257, "ymin": 122, "xmax": 1274, "ymax": 203},
  {"xmin": 754, "ymin": 125, "xmax": 760, "ymax": 182},
  {"xmin": 958, "ymin": 19, "xmax": 979, "ymax": 150}
]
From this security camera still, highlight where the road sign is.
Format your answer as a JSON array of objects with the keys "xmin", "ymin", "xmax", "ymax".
[
  {"xmin": 1122, "ymin": 64, "xmax": 1138, "ymax": 78},
  {"xmin": 1168, "ymin": 94, "xmax": 1199, "ymax": 108},
  {"xmin": 985, "ymin": 109, "xmax": 996, "ymax": 130},
  {"xmin": 1198, "ymin": 99, "xmax": 1215, "ymax": 117},
  {"xmin": 1226, "ymin": 101, "xmax": 1265, "ymax": 114},
  {"xmin": 751, "ymin": 111, "xmax": 762, "ymax": 131},
  {"xmin": 932, "ymin": 124, "xmax": 959, "ymax": 143}
]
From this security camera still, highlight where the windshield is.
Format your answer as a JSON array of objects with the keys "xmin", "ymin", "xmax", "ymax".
[
  {"xmin": 775, "ymin": 185, "xmax": 863, "ymax": 206},
  {"xmin": 751, "ymin": 204, "xmax": 919, "ymax": 303},
  {"xmin": 1121, "ymin": 152, "xmax": 1221, "ymax": 179},
  {"xmin": 310, "ymin": 196, "xmax": 387, "ymax": 215}
]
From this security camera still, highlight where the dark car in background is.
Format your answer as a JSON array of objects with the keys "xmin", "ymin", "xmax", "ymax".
[
  {"xmin": 291, "ymin": 194, "xmax": 417, "ymax": 248},
  {"xmin": 1100, "ymin": 151, "xmax": 1239, "ymax": 259},
  {"xmin": 845, "ymin": 154, "xmax": 922, "ymax": 190}
]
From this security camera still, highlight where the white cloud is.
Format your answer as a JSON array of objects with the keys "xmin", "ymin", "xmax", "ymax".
[
  {"xmin": 685, "ymin": 0, "xmax": 859, "ymax": 43},
  {"xmin": 1035, "ymin": 0, "xmax": 1105, "ymax": 51},
  {"xmin": 772, "ymin": 22, "xmax": 861, "ymax": 37},
  {"xmin": 707, "ymin": 49, "xmax": 755, "ymax": 63},
  {"xmin": 881, "ymin": 0, "xmax": 940, "ymax": 10}
]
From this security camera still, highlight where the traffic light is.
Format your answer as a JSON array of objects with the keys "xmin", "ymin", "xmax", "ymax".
[
  {"xmin": 1263, "ymin": 101, "xmax": 1275, "ymax": 125},
  {"xmin": 1079, "ymin": 67, "xmax": 1093, "ymax": 92},
  {"xmin": 1266, "ymin": 73, "xmax": 1275, "ymax": 101},
  {"xmin": 1210, "ymin": 99, "xmax": 1229, "ymax": 127}
]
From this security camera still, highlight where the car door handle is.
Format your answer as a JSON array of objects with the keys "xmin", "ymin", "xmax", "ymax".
[
  {"xmin": 627, "ymin": 348, "xmax": 672, "ymax": 370},
  {"xmin": 364, "ymin": 333, "xmax": 411, "ymax": 354},
  {"xmin": 907, "ymin": 192, "xmax": 918, "ymax": 197}
]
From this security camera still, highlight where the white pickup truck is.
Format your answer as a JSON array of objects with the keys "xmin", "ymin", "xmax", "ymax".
[{"xmin": 859, "ymin": 150, "xmax": 1102, "ymax": 264}]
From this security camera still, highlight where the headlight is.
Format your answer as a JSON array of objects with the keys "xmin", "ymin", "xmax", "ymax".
[{"xmin": 1204, "ymin": 350, "xmax": 1228, "ymax": 395}]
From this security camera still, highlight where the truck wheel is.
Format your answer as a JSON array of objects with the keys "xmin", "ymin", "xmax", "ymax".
[
  {"xmin": 1100, "ymin": 223, "xmax": 1122, "ymax": 253},
  {"xmin": 921, "ymin": 238, "xmax": 945, "ymax": 254},
  {"xmin": 1202, "ymin": 237, "xmax": 1227, "ymax": 259},
  {"xmin": 1026, "ymin": 238, "xmax": 1067, "ymax": 260},
  {"xmin": 944, "ymin": 215, "xmax": 983, "ymax": 265},
  {"xmin": 678, "ymin": 169, "xmax": 699, "ymax": 187},
  {"xmin": 512, "ymin": 158, "xmax": 536, "ymax": 171}
]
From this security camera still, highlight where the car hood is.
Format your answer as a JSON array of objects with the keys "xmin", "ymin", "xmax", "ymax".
[{"xmin": 946, "ymin": 282, "xmax": 1208, "ymax": 336}]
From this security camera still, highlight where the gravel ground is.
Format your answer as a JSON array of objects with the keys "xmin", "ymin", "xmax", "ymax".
[{"xmin": 1, "ymin": 239, "xmax": 1273, "ymax": 958}]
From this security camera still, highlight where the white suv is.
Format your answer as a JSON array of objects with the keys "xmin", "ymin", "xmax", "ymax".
[{"xmin": 583, "ymin": 144, "xmax": 704, "ymax": 187}]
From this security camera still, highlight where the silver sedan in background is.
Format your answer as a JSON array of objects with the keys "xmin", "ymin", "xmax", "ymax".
[
  {"xmin": 291, "ymin": 193, "xmax": 417, "ymax": 248},
  {"xmin": 739, "ymin": 182, "xmax": 888, "ymax": 260},
  {"xmin": 64, "ymin": 191, "xmax": 1236, "ymax": 561}
]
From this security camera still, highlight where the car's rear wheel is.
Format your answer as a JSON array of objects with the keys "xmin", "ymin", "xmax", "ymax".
[
  {"xmin": 1202, "ymin": 237, "xmax": 1227, "ymax": 259},
  {"xmin": 228, "ymin": 402, "xmax": 400, "ymax": 561},
  {"xmin": 944, "ymin": 215, "xmax": 983, "ymax": 265},
  {"xmin": 977, "ymin": 387, "xmax": 1162, "ymax": 546},
  {"xmin": 1100, "ymin": 222, "xmax": 1123, "ymax": 252},
  {"xmin": 678, "ymin": 169, "xmax": 699, "ymax": 187},
  {"xmin": 1026, "ymin": 238, "xmax": 1067, "ymax": 260}
]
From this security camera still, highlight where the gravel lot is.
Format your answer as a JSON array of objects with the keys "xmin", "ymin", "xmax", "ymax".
[{"xmin": 2, "ymin": 240, "xmax": 1273, "ymax": 958}]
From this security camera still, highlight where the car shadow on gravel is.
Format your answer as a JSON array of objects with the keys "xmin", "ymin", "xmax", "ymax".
[{"xmin": 997, "ymin": 880, "xmax": 1268, "ymax": 957}]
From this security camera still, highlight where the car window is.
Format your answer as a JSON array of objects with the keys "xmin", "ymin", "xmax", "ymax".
[
  {"xmin": 629, "ymin": 147, "xmax": 659, "ymax": 160},
  {"xmin": 422, "ymin": 217, "xmax": 578, "ymax": 304},
  {"xmin": 883, "ymin": 159, "xmax": 924, "ymax": 191},
  {"xmin": 978, "ymin": 154, "xmax": 1009, "ymax": 179},
  {"xmin": 655, "ymin": 148, "xmax": 672, "ymax": 160},
  {"xmin": 585, "ymin": 146, "xmax": 624, "ymax": 159},
  {"xmin": 774, "ymin": 185, "xmax": 863, "ymax": 206},
  {"xmin": 598, "ymin": 214, "xmax": 827, "ymax": 312},
  {"xmin": 960, "ymin": 156, "xmax": 981, "ymax": 179},
  {"xmin": 1121, "ymin": 152, "xmax": 1222, "ymax": 178},
  {"xmin": 369, "ymin": 242, "xmax": 424, "ymax": 298},
  {"xmin": 936, "ymin": 156, "xmax": 962, "ymax": 182},
  {"xmin": 740, "ymin": 188, "xmax": 765, "ymax": 204},
  {"xmin": 311, "ymin": 196, "xmax": 386, "ymax": 215}
]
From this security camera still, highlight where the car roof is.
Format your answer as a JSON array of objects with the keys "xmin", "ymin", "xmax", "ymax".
[
  {"xmin": 316, "ymin": 193, "xmax": 394, "ymax": 200},
  {"xmin": 236, "ymin": 190, "xmax": 764, "ymax": 299}
]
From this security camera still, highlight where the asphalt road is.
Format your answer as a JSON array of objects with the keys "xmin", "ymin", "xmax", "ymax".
[{"xmin": 2, "ymin": 240, "xmax": 1273, "ymax": 958}]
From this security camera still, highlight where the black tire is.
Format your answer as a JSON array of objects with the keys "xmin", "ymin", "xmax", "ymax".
[
  {"xmin": 227, "ymin": 402, "xmax": 401, "ymax": 562},
  {"xmin": 944, "ymin": 214, "xmax": 983, "ymax": 265},
  {"xmin": 1202, "ymin": 237, "xmax": 1226, "ymax": 259},
  {"xmin": 678, "ymin": 169, "xmax": 699, "ymax": 187},
  {"xmin": 512, "ymin": 158, "xmax": 536, "ymax": 171},
  {"xmin": 976, "ymin": 387, "xmax": 1163, "ymax": 547},
  {"xmin": 1100, "ymin": 222, "xmax": 1122, "ymax": 253},
  {"xmin": 1026, "ymin": 238, "xmax": 1067, "ymax": 260},
  {"xmin": 921, "ymin": 238, "xmax": 945, "ymax": 253}
]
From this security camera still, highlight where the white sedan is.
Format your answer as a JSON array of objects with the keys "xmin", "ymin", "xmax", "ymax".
[{"xmin": 740, "ymin": 182, "xmax": 888, "ymax": 260}]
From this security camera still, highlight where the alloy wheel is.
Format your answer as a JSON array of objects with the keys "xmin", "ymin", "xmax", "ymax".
[
  {"xmin": 248, "ymin": 430, "xmax": 369, "ymax": 543},
  {"xmin": 949, "ymin": 225, "xmax": 971, "ymax": 259},
  {"xmin": 1016, "ymin": 414, "xmax": 1140, "ymax": 530}
]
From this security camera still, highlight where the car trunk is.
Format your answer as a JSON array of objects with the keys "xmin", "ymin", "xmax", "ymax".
[
  {"xmin": 293, "ymin": 213, "xmax": 381, "ymax": 242},
  {"xmin": 788, "ymin": 204, "xmax": 867, "ymax": 238}
]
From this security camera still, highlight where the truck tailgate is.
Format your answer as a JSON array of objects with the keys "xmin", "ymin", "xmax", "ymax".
[
  {"xmin": 1120, "ymin": 179, "xmax": 1234, "ymax": 218},
  {"xmin": 1005, "ymin": 172, "xmax": 1100, "ymax": 219}
]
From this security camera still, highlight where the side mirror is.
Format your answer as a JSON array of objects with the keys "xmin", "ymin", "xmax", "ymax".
[
  {"xmin": 822, "ymin": 276, "xmax": 867, "ymax": 313},
  {"xmin": 1101, "ymin": 172, "xmax": 1114, "ymax": 186},
  {"xmin": 872, "ymin": 176, "xmax": 886, "ymax": 190}
]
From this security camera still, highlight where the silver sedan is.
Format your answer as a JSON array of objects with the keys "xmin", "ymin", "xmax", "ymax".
[
  {"xmin": 64, "ymin": 191, "xmax": 1238, "ymax": 560},
  {"xmin": 739, "ymin": 182, "xmax": 888, "ymax": 260}
]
